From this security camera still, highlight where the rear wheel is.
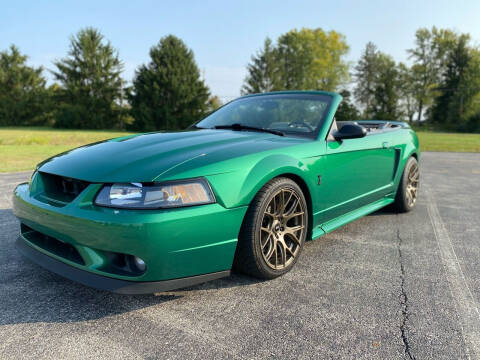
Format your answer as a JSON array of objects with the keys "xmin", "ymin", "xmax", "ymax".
[
  {"xmin": 393, "ymin": 156, "xmax": 419, "ymax": 212},
  {"xmin": 234, "ymin": 177, "xmax": 308, "ymax": 279}
]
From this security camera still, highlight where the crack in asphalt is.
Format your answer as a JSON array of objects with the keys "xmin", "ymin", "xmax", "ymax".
[{"xmin": 397, "ymin": 228, "xmax": 416, "ymax": 360}]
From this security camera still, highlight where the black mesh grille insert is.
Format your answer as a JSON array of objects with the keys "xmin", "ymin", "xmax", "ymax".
[
  {"xmin": 21, "ymin": 224, "xmax": 85, "ymax": 265},
  {"xmin": 37, "ymin": 172, "xmax": 90, "ymax": 205}
]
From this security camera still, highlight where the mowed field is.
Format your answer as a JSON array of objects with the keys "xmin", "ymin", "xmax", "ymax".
[
  {"xmin": 416, "ymin": 131, "xmax": 480, "ymax": 152},
  {"xmin": 0, "ymin": 127, "xmax": 479, "ymax": 172},
  {"xmin": 0, "ymin": 128, "xmax": 132, "ymax": 173}
]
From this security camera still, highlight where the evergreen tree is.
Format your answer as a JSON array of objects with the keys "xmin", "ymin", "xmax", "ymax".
[
  {"xmin": 0, "ymin": 45, "xmax": 49, "ymax": 126},
  {"xmin": 354, "ymin": 42, "xmax": 379, "ymax": 118},
  {"xmin": 335, "ymin": 90, "xmax": 360, "ymax": 121},
  {"xmin": 371, "ymin": 54, "xmax": 401, "ymax": 120},
  {"xmin": 397, "ymin": 63, "xmax": 418, "ymax": 123},
  {"xmin": 129, "ymin": 35, "xmax": 210, "ymax": 131},
  {"xmin": 52, "ymin": 27, "xmax": 124, "ymax": 129},
  {"xmin": 355, "ymin": 44, "xmax": 402, "ymax": 120},
  {"xmin": 241, "ymin": 38, "xmax": 279, "ymax": 94}
]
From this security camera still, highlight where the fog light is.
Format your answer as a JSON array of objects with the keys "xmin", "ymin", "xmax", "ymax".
[{"xmin": 132, "ymin": 256, "xmax": 146, "ymax": 272}]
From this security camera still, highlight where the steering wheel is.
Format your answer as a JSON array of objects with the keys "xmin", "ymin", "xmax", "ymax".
[{"xmin": 287, "ymin": 120, "xmax": 314, "ymax": 132}]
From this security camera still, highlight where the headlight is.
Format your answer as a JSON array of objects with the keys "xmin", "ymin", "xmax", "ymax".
[{"xmin": 94, "ymin": 178, "xmax": 215, "ymax": 209}]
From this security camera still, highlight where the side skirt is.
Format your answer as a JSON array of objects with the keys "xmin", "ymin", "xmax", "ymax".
[{"xmin": 311, "ymin": 197, "xmax": 395, "ymax": 240}]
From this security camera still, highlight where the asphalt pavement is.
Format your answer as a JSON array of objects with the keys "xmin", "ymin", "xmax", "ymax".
[{"xmin": 1, "ymin": 152, "xmax": 479, "ymax": 359}]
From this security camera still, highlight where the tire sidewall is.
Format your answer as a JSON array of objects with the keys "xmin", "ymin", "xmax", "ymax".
[
  {"xmin": 399, "ymin": 157, "xmax": 419, "ymax": 211},
  {"xmin": 251, "ymin": 178, "xmax": 308, "ymax": 278}
]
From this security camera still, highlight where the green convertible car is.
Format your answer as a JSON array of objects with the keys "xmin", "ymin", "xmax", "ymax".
[{"xmin": 13, "ymin": 91, "xmax": 420, "ymax": 294}]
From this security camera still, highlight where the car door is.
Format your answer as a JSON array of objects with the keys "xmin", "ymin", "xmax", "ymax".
[{"xmin": 317, "ymin": 131, "xmax": 398, "ymax": 223}]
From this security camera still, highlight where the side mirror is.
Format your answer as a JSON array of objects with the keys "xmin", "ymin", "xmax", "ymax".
[{"xmin": 333, "ymin": 124, "xmax": 367, "ymax": 140}]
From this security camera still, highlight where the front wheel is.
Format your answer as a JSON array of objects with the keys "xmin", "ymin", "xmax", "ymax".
[
  {"xmin": 234, "ymin": 177, "xmax": 308, "ymax": 279},
  {"xmin": 393, "ymin": 156, "xmax": 420, "ymax": 212}
]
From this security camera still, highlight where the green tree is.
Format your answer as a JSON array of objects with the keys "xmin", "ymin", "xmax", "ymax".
[
  {"xmin": 129, "ymin": 35, "xmax": 210, "ymax": 131},
  {"xmin": 206, "ymin": 95, "xmax": 222, "ymax": 113},
  {"xmin": 429, "ymin": 34, "xmax": 480, "ymax": 131},
  {"xmin": 354, "ymin": 44, "xmax": 402, "ymax": 120},
  {"xmin": 241, "ymin": 38, "xmax": 279, "ymax": 94},
  {"xmin": 0, "ymin": 45, "xmax": 49, "ymax": 126},
  {"xmin": 52, "ymin": 27, "xmax": 124, "ymax": 129},
  {"xmin": 242, "ymin": 28, "xmax": 349, "ymax": 93},
  {"xmin": 397, "ymin": 63, "xmax": 418, "ymax": 123},
  {"xmin": 408, "ymin": 27, "xmax": 458, "ymax": 122},
  {"xmin": 354, "ymin": 42, "xmax": 379, "ymax": 118},
  {"xmin": 335, "ymin": 90, "xmax": 360, "ymax": 121},
  {"xmin": 275, "ymin": 28, "xmax": 349, "ymax": 91},
  {"xmin": 463, "ymin": 51, "xmax": 480, "ymax": 131},
  {"xmin": 371, "ymin": 54, "xmax": 401, "ymax": 120}
]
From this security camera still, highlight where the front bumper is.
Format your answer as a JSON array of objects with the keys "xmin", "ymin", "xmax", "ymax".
[
  {"xmin": 13, "ymin": 182, "xmax": 247, "ymax": 293},
  {"xmin": 16, "ymin": 237, "xmax": 230, "ymax": 294}
]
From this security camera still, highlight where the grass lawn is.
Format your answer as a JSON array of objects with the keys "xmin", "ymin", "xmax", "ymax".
[
  {"xmin": 0, "ymin": 127, "xmax": 133, "ymax": 173},
  {"xmin": 416, "ymin": 131, "xmax": 480, "ymax": 153},
  {"xmin": 0, "ymin": 127, "xmax": 479, "ymax": 173}
]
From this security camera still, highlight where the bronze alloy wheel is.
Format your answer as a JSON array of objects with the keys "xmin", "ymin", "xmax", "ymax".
[
  {"xmin": 393, "ymin": 156, "xmax": 420, "ymax": 213},
  {"xmin": 260, "ymin": 188, "xmax": 306, "ymax": 270},
  {"xmin": 234, "ymin": 177, "xmax": 308, "ymax": 279},
  {"xmin": 405, "ymin": 161, "xmax": 419, "ymax": 207}
]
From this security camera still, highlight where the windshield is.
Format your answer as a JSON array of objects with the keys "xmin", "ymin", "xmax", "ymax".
[{"xmin": 196, "ymin": 93, "xmax": 333, "ymax": 138}]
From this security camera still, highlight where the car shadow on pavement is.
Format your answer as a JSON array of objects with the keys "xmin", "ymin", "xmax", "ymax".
[
  {"xmin": 0, "ymin": 209, "xmax": 263, "ymax": 326},
  {"xmin": 368, "ymin": 206, "xmax": 398, "ymax": 216}
]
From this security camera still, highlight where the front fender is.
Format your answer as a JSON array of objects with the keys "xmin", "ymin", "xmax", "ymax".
[
  {"xmin": 407, "ymin": 129, "xmax": 420, "ymax": 161},
  {"xmin": 390, "ymin": 129, "xmax": 420, "ymax": 190},
  {"xmin": 207, "ymin": 154, "xmax": 314, "ymax": 209}
]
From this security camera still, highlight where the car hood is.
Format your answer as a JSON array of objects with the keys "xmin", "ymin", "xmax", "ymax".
[{"xmin": 37, "ymin": 129, "xmax": 307, "ymax": 183}]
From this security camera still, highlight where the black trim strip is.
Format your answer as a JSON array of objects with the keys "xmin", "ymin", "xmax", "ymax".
[{"xmin": 16, "ymin": 237, "xmax": 231, "ymax": 295}]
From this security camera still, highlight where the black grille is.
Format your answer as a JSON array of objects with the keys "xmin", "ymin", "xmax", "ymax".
[
  {"xmin": 21, "ymin": 224, "xmax": 85, "ymax": 265},
  {"xmin": 37, "ymin": 172, "xmax": 90, "ymax": 205}
]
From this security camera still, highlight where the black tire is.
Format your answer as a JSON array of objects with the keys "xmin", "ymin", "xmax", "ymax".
[
  {"xmin": 233, "ymin": 177, "xmax": 308, "ymax": 279},
  {"xmin": 393, "ymin": 156, "xmax": 419, "ymax": 213}
]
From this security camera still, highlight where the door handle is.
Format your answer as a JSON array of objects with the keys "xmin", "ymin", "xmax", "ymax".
[{"xmin": 382, "ymin": 142, "xmax": 390, "ymax": 149}]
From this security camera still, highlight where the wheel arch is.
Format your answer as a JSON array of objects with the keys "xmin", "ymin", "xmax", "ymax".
[
  {"xmin": 274, "ymin": 173, "xmax": 314, "ymax": 241},
  {"xmin": 238, "ymin": 154, "xmax": 315, "ymax": 205},
  {"xmin": 232, "ymin": 171, "xmax": 314, "ymax": 277},
  {"xmin": 238, "ymin": 156, "xmax": 315, "ymax": 241},
  {"xmin": 392, "ymin": 149, "xmax": 419, "ymax": 199}
]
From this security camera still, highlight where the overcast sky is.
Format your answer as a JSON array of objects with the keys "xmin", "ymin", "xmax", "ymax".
[{"xmin": 3, "ymin": 0, "xmax": 480, "ymax": 101}]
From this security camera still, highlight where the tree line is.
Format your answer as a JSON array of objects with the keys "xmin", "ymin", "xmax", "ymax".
[
  {"xmin": 243, "ymin": 27, "xmax": 480, "ymax": 132},
  {"xmin": 0, "ymin": 28, "xmax": 216, "ymax": 130},
  {"xmin": 1, "ymin": 26, "xmax": 480, "ymax": 132}
]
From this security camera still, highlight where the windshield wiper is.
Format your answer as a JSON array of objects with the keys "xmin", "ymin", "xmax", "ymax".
[{"xmin": 214, "ymin": 123, "xmax": 284, "ymax": 136}]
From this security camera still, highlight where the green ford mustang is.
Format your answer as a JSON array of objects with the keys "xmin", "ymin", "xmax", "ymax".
[{"xmin": 13, "ymin": 91, "xmax": 420, "ymax": 294}]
